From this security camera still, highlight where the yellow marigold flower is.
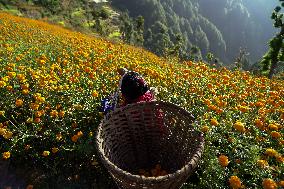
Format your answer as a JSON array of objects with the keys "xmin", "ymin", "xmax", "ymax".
[
  {"xmin": 15, "ymin": 99, "xmax": 24, "ymax": 107},
  {"xmin": 238, "ymin": 105, "xmax": 249, "ymax": 113},
  {"xmin": 218, "ymin": 155, "xmax": 229, "ymax": 167},
  {"xmin": 56, "ymin": 133, "xmax": 62, "ymax": 141},
  {"xmin": 265, "ymin": 148, "xmax": 278, "ymax": 157},
  {"xmin": 22, "ymin": 89, "xmax": 29, "ymax": 95},
  {"xmin": 1, "ymin": 75, "xmax": 10, "ymax": 82},
  {"xmin": 26, "ymin": 117, "xmax": 33, "ymax": 124},
  {"xmin": 0, "ymin": 81, "xmax": 7, "ymax": 88},
  {"xmin": 268, "ymin": 124, "xmax": 278, "ymax": 131},
  {"xmin": 257, "ymin": 160, "xmax": 269, "ymax": 168},
  {"xmin": 228, "ymin": 176, "xmax": 242, "ymax": 189},
  {"xmin": 0, "ymin": 111, "xmax": 5, "ymax": 116},
  {"xmin": 270, "ymin": 131, "xmax": 281, "ymax": 139},
  {"xmin": 50, "ymin": 110, "xmax": 58, "ymax": 118},
  {"xmin": 234, "ymin": 121, "xmax": 246, "ymax": 132},
  {"xmin": 52, "ymin": 147, "xmax": 59, "ymax": 153},
  {"xmin": 0, "ymin": 128, "xmax": 6, "ymax": 135},
  {"xmin": 201, "ymin": 126, "xmax": 209, "ymax": 133},
  {"xmin": 262, "ymin": 178, "xmax": 277, "ymax": 189},
  {"xmin": 3, "ymin": 131, "xmax": 13, "ymax": 139},
  {"xmin": 2, "ymin": 151, "xmax": 10, "ymax": 159},
  {"xmin": 210, "ymin": 118, "xmax": 219, "ymax": 126},
  {"xmin": 42, "ymin": 151, "xmax": 50, "ymax": 157}
]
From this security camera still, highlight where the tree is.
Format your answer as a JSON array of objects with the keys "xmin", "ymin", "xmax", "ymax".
[
  {"xmin": 33, "ymin": 0, "xmax": 60, "ymax": 14},
  {"xmin": 119, "ymin": 12, "xmax": 134, "ymax": 44},
  {"xmin": 133, "ymin": 15, "xmax": 144, "ymax": 46},
  {"xmin": 260, "ymin": 0, "xmax": 284, "ymax": 78},
  {"xmin": 150, "ymin": 21, "xmax": 172, "ymax": 56}
]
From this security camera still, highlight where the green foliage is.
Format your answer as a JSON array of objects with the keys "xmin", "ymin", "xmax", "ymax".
[
  {"xmin": 33, "ymin": 0, "xmax": 60, "ymax": 14},
  {"xmin": 260, "ymin": 0, "xmax": 284, "ymax": 78}
]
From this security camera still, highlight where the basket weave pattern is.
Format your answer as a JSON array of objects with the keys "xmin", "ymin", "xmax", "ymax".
[{"xmin": 96, "ymin": 101, "xmax": 204, "ymax": 189}]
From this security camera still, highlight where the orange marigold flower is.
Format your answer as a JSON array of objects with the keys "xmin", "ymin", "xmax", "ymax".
[
  {"xmin": 262, "ymin": 178, "xmax": 277, "ymax": 189},
  {"xmin": 71, "ymin": 135, "xmax": 79, "ymax": 142},
  {"xmin": 279, "ymin": 181, "xmax": 284, "ymax": 187},
  {"xmin": 34, "ymin": 117, "xmax": 41, "ymax": 124},
  {"xmin": 2, "ymin": 151, "xmax": 10, "ymax": 159},
  {"xmin": 270, "ymin": 131, "xmax": 281, "ymax": 139},
  {"xmin": 218, "ymin": 155, "xmax": 229, "ymax": 167},
  {"xmin": 15, "ymin": 99, "xmax": 24, "ymax": 107},
  {"xmin": 77, "ymin": 131, "xmax": 83, "ymax": 137},
  {"xmin": 6, "ymin": 85, "xmax": 13, "ymax": 91},
  {"xmin": 26, "ymin": 185, "xmax": 33, "ymax": 189},
  {"xmin": 58, "ymin": 111, "xmax": 65, "ymax": 118},
  {"xmin": 229, "ymin": 175, "xmax": 242, "ymax": 189},
  {"xmin": 275, "ymin": 155, "xmax": 284, "ymax": 163},
  {"xmin": 30, "ymin": 103, "xmax": 40, "ymax": 110}
]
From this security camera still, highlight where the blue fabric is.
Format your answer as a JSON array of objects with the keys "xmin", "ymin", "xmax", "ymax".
[{"xmin": 100, "ymin": 98, "xmax": 115, "ymax": 115}]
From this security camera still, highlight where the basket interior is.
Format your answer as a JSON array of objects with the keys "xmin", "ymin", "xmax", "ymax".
[{"xmin": 99, "ymin": 102, "xmax": 201, "ymax": 175}]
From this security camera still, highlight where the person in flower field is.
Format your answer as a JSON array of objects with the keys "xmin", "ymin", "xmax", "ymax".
[{"xmin": 117, "ymin": 68, "xmax": 156, "ymax": 106}]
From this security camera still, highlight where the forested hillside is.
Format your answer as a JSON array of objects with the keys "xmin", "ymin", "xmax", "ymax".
[{"xmin": 111, "ymin": 0, "xmax": 276, "ymax": 65}]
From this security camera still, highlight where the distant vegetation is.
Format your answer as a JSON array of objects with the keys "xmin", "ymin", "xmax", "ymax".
[{"xmin": 111, "ymin": 0, "xmax": 277, "ymax": 66}]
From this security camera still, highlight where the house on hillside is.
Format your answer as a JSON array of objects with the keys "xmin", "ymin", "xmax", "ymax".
[
  {"xmin": 93, "ymin": 0, "xmax": 108, "ymax": 3},
  {"xmin": 89, "ymin": 0, "xmax": 109, "ymax": 8}
]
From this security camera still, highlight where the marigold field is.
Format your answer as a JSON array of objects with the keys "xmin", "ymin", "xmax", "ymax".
[{"xmin": 0, "ymin": 13, "xmax": 284, "ymax": 189}]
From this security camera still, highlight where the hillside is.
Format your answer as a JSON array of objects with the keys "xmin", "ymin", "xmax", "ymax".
[
  {"xmin": 0, "ymin": 12, "xmax": 284, "ymax": 189},
  {"xmin": 111, "ymin": 0, "xmax": 277, "ymax": 65}
]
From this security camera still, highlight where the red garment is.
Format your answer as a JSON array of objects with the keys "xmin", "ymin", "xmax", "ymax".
[{"xmin": 122, "ymin": 90, "xmax": 155, "ymax": 106}]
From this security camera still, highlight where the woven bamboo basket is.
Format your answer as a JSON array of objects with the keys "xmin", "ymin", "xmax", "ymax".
[{"xmin": 96, "ymin": 101, "xmax": 204, "ymax": 189}]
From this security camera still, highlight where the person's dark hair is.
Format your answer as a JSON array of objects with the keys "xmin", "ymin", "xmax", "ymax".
[{"xmin": 121, "ymin": 72, "xmax": 149, "ymax": 100}]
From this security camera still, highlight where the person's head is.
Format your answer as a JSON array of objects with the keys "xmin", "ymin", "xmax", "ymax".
[{"xmin": 120, "ymin": 71, "xmax": 149, "ymax": 101}]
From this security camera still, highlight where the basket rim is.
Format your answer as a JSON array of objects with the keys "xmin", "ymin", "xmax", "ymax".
[{"xmin": 96, "ymin": 101, "xmax": 205, "ymax": 182}]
